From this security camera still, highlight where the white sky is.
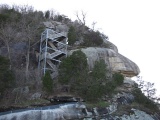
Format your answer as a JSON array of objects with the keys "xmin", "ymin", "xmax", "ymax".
[{"xmin": 1, "ymin": 0, "xmax": 160, "ymax": 95}]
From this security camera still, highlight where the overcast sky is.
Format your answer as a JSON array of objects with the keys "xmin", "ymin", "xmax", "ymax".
[{"xmin": 1, "ymin": 0, "xmax": 160, "ymax": 95}]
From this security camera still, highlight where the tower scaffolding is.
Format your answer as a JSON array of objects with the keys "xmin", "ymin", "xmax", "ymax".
[{"xmin": 38, "ymin": 28, "xmax": 68, "ymax": 78}]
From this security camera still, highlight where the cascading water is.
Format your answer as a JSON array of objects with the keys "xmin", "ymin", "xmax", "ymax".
[
  {"xmin": 0, "ymin": 101, "xmax": 158, "ymax": 120},
  {"xmin": 0, "ymin": 103, "xmax": 86, "ymax": 120}
]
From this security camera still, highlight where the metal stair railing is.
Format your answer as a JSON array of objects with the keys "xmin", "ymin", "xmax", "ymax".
[
  {"xmin": 46, "ymin": 60, "xmax": 57, "ymax": 70},
  {"xmin": 50, "ymin": 51, "xmax": 64, "ymax": 59},
  {"xmin": 38, "ymin": 28, "xmax": 67, "ymax": 75}
]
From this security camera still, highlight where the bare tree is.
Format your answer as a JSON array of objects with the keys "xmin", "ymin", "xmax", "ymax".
[
  {"xmin": 74, "ymin": 11, "xmax": 88, "ymax": 35},
  {"xmin": 75, "ymin": 11, "xmax": 87, "ymax": 26},
  {"xmin": 0, "ymin": 22, "xmax": 17, "ymax": 69},
  {"xmin": 17, "ymin": 5, "xmax": 43, "ymax": 80},
  {"xmin": 136, "ymin": 76, "xmax": 156, "ymax": 100},
  {"xmin": 92, "ymin": 21, "xmax": 97, "ymax": 31},
  {"xmin": 143, "ymin": 82, "xmax": 156, "ymax": 99},
  {"xmin": 136, "ymin": 76, "xmax": 144, "ymax": 89},
  {"xmin": 49, "ymin": 9, "xmax": 56, "ymax": 20}
]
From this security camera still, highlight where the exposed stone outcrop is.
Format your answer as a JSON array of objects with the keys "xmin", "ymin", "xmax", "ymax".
[
  {"xmin": 0, "ymin": 78, "xmax": 159, "ymax": 120},
  {"xmin": 1, "ymin": 102, "xmax": 159, "ymax": 120},
  {"xmin": 68, "ymin": 47, "xmax": 140, "ymax": 77},
  {"xmin": 12, "ymin": 86, "xmax": 29, "ymax": 95},
  {"xmin": 30, "ymin": 92, "xmax": 42, "ymax": 100},
  {"xmin": 0, "ymin": 103, "xmax": 86, "ymax": 120},
  {"xmin": 43, "ymin": 21, "xmax": 69, "ymax": 33},
  {"xmin": 103, "ymin": 40, "xmax": 118, "ymax": 53}
]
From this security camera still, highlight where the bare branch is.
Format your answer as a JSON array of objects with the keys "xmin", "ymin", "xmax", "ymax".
[
  {"xmin": 75, "ymin": 11, "xmax": 83, "ymax": 25},
  {"xmin": 92, "ymin": 21, "xmax": 97, "ymax": 31},
  {"xmin": 75, "ymin": 11, "xmax": 87, "ymax": 26},
  {"xmin": 81, "ymin": 10, "xmax": 86, "ymax": 25},
  {"xmin": 136, "ymin": 76, "xmax": 157, "ymax": 99}
]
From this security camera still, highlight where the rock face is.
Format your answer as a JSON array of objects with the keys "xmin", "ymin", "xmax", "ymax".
[
  {"xmin": 0, "ymin": 79, "xmax": 159, "ymax": 120},
  {"xmin": 12, "ymin": 86, "xmax": 29, "ymax": 95},
  {"xmin": 30, "ymin": 92, "xmax": 42, "ymax": 100},
  {"xmin": 0, "ymin": 102, "xmax": 159, "ymax": 120},
  {"xmin": 43, "ymin": 21, "xmax": 69, "ymax": 33},
  {"xmin": 0, "ymin": 103, "xmax": 86, "ymax": 120},
  {"xmin": 68, "ymin": 47, "xmax": 140, "ymax": 77},
  {"xmin": 103, "ymin": 40, "xmax": 119, "ymax": 53}
]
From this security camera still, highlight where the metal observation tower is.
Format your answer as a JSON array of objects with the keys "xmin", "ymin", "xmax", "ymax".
[{"xmin": 38, "ymin": 28, "xmax": 68, "ymax": 78}]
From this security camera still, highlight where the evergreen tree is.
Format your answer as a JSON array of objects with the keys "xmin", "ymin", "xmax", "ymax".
[
  {"xmin": 0, "ymin": 56, "xmax": 15, "ymax": 95},
  {"xmin": 45, "ymin": 10, "xmax": 50, "ymax": 19},
  {"xmin": 68, "ymin": 26, "xmax": 77, "ymax": 45},
  {"xmin": 42, "ymin": 71, "xmax": 53, "ymax": 93}
]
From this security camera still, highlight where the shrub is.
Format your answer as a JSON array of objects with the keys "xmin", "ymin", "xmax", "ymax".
[
  {"xmin": 104, "ymin": 73, "xmax": 124, "ymax": 96},
  {"xmin": 0, "ymin": 56, "xmax": 15, "ymax": 95},
  {"xmin": 59, "ymin": 50, "xmax": 88, "ymax": 84},
  {"xmin": 0, "ymin": 7, "xmax": 21, "ymax": 23},
  {"xmin": 77, "ymin": 60, "xmax": 107, "ymax": 102},
  {"xmin": 44, "ymin": 10, "xmax": 50, "ymax": 19},
  {"xmin": 83, "ymin": 30, "xmax": 103, "ymax": 47},
  {"xmin": 59, "ymin": 52, "xmax": 114, "ymax": 102},
  {"xmin": 85, "ymin": 84, "xmax": 106, "ymax": 102},
  {"xmin": 58, "ymin": 57, "xmax": 73, "ymax": 84},
  {"xmin": 57, "ymin": 15, "xmax": 63, "ymax": 22},
  {"xmin": 112, "ymin": 72, "xmax": 124, "ymax": 86},
  {"xmin": 105, "ymin": 81, "xmax": 117, "ymax": 95},
  {"xmin": 0, "ymin": 14, "xmax": 10, "ymax": 22},
  {"xmin": 132, "ymin": 88, "xmax": 159, "ymax": 112},
  {"xmin": 84, "ymin": 60, "xmax": 108, "ymax": 101},
  {"xmin": 42, "ymin": 71, "xmax": 53, "ymax": 93},
  {"xmin": 91, "ymin": 59, "xmax": 107, "ymax": 80}
]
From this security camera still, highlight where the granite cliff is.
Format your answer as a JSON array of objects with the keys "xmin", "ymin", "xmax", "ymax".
[
  {"xmin": 0, "ymin": 5, "xmax": 159, "ymax": 120},
  {"xmin": 44, "ymin": 21, "xmax": 140, "ymax": 77},
  {"xmin": 69, "ymin": 46, "xmax": 140, "ymax": 77}
]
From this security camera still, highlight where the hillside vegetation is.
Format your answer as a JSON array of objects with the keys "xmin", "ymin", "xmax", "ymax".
[
  {"xmin": 0, "ymin": 4, "xmax": 110, "ymax": 103},
  {"xmin": 0, "ymin": 4, "xmax": 159, "ymax": 115}
]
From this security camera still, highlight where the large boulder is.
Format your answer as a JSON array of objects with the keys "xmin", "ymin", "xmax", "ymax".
[
  {"xmin": 68, "ymin": 47, "xmax": 140, "ymax": 77},
  {"xmin": 12, "ymin": 86, "xmax": 29, "ymax": 95},
  {"xmin": 30, "ymin": 92, "xmax": 42, "ymax": 100}
]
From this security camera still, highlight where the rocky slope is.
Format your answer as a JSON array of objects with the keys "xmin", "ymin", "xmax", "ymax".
[
  {"xmin": 0, "ymin": 79, "xmax": 160, "ymax": 120},
  {"xmin": 68, "ymin": 46, "xmax": 140, "ymax": 77},
  {"xmin": 0, "ymin": 103, "xmax": 157, "ymax": 120}
]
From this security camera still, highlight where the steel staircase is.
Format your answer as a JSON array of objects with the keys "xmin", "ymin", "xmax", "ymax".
[{"xmin": 38, "ymin": 28, "xmax": 68, "ymax": 78}]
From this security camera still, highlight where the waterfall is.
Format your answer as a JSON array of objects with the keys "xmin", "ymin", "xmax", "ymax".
[{"xmin": 0, "ymin": 103, "xmax": 85, "ymax": 120}]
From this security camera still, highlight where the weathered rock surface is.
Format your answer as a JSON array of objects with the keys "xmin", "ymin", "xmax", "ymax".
[
  {"xmin": 43, "ymin": 21, "xmax": 69, "ymax": 33},
  {"xmin": 30, "ymin": 92, "xmax": 42, "ymax": 100},
  {"xmin": 1, "ymin": 102, "xmax": 159, "ymax": 120},
  {"xmin": 124, "ymin": 77, "xmax": 136, "ymax": 86},
  {"xmin": 115, "ymin": 109, "xmax": 155, "ymax": 120},
  {"xmin": 12, "ymin": 86, "xmax": 29, "ymax": 95},
  {"xmin": 0, "ymin": 103, "xmax": 86, "ymax": 120},
  {"xmin": 103, "ymin": 40, "xmax": 118, "ymax": 53},
  {"xmin": 68, "ymin": 47, "xmax": 140, "ymax": 77}
]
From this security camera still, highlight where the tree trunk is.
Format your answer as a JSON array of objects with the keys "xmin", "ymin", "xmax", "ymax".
[
  {"xmin": 6, "ymin": 40, "xmax": 11, "ymax": 70},
  {"xmin": 26, "ymin": 39, "xmax": 30, "ymax": 81}
]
